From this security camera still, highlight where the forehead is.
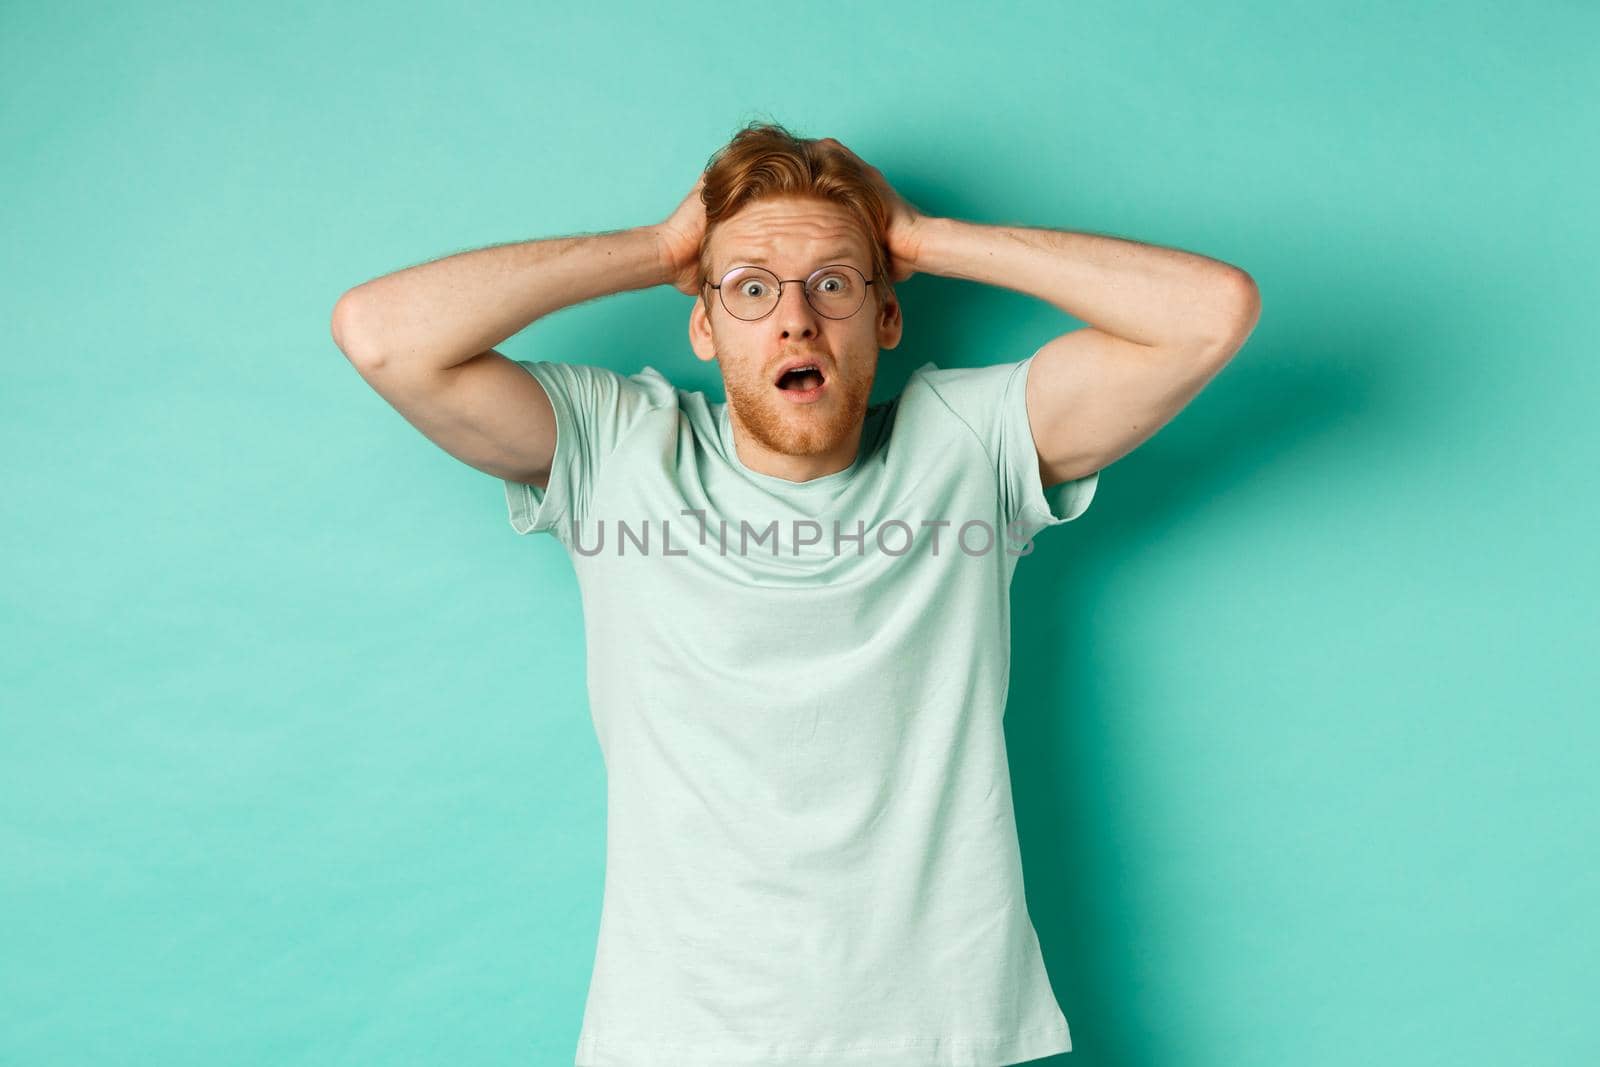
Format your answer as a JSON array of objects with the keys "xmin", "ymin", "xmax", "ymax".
[{"xmin": 712, "ymin": 195, "xmax": 868, "ymax": 271}]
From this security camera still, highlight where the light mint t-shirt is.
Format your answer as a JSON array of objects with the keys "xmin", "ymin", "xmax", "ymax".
[{"xmin": 503, "ymin": 351, "xmax": 1099, "ymax": 1067}]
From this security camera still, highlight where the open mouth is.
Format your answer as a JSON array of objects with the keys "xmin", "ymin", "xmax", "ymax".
[{"xmin": 775, "ymin": 364, "xmax": 826, "ymax": 392}]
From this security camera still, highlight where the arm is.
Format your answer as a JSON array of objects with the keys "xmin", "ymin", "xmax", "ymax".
[
  {"xmin": 330, "ymin": 201, "xmax": 700, "ymax": 486},
  {"xmin": 817, "ymin": 137, "xmax": 1259, "ymax": 489},
  {"xmin": 909, "ymin": 217, "xmax": 1260, "ymax": 486}
]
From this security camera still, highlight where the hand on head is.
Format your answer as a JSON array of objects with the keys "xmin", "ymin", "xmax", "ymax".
[{"xmin": 656, "ymin": 172, "xmax": 709, "ymax": 296}]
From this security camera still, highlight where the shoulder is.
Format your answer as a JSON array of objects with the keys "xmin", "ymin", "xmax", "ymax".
[
  {"xmin": 523, "ymin": 359, "xmax": 679, "ymax": 400},
  {"xmin": 624, "ymin": 364, "xmax": 684, "ymax": 403},
  {"xmin": 906, "ymin": 358, "xmax": 1027, "ymax": 407},
  {"xmin": 511, "ymin": 361, "xmax": 687, "ymax": 426},
  {"xmin": 898, "ymin": 358, "xmax": 1030, "ymax": 446}
]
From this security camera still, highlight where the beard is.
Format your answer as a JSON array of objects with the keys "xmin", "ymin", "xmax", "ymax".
[{"xmin": 720, "ymin": 343, "xmax": 878, "ymax": 461}]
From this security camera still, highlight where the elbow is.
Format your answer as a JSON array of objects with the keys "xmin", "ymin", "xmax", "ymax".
[
  {"xmin": 331, "ymin": 289, "xmax": 386, "ymax": 371},
  {"xmin": 1228, "ymin": 269, "xmax": 1261, "ymax": 332},
  {"xmin": 1229, "ymin": 273, "xmax": 1262, "ymax": 352},
  {"xmin": 1196, "ymin": 269, "xmax": 1261, "ymax": 359}
]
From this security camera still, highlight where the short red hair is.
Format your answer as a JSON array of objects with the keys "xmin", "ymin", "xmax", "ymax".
[{"xmin": 697, "ymin": 119, "xmax": 894, "ymax": 314}]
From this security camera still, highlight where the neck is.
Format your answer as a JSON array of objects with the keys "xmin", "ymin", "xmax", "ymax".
[{"xmin": 727, "ymin": 407, "xmax": 863, "ymax": 483}]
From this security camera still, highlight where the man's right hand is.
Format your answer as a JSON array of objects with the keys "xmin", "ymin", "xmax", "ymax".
[{"xmin": 654, "ymin": 172, "xmax": 709, "ymax": 296}]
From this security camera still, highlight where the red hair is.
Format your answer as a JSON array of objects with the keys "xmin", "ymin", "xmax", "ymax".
[{"xmin": 697, "ymin": 120, "xmax": 894, "ymax": 314}]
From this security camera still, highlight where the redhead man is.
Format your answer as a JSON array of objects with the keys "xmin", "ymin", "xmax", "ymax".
[{"xmin": 332, "ymin": 121, "xmax": 1259, "ymax": 1067}]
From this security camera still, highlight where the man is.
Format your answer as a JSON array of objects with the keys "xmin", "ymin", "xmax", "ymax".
[{"xmin": 331, "ymin": 123, "xmax": 1259, "ymax": 1067}]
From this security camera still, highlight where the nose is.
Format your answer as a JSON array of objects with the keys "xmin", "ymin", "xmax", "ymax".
[{"xmin": 774, "ymin": 280, "xmax": 820, "ymax": 339}]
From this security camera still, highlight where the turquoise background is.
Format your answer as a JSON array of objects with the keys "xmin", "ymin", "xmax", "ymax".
[{"xmin": 3, "ymin": 2, "xmax": 1595, "ymax": 1064}]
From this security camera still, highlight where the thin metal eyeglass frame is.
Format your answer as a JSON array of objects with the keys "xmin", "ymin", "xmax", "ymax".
[{"xmin": 704, "ymin": 263, "xmax": 876, "ymax": 321}]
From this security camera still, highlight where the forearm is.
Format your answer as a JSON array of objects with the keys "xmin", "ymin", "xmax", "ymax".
[
  {"xmin": 333, "ymin": 225, "xmax": 670, "ymax": 374},
  {"xmin": 911, "ymin": 216, "xmax": 1251, "ymax": 349}
]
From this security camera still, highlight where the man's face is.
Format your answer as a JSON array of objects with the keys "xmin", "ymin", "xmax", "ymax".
[{"xmin": 690, "ymin": 195, "xmax": 902, "ymax": 464}]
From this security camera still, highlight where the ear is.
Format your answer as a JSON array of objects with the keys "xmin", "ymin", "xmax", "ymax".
[
  {"xmin": 875, "ymin": 287, "xmax": 903, "ymax": 351},
  {"xmin": 689, "ymin": 294, "xmax": 718, "ymax": 363}
]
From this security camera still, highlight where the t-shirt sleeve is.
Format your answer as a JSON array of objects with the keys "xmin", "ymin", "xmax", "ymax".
[
  {"xmin": 920, "ymin": 352, "xmax": 1100, "ymax": 537},
  {"xmin": 501, "ymin": 359, "xmax": 665, "ymax": 541}
]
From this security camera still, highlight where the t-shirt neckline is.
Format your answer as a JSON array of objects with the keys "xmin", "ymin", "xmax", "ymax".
[{"xmin": 717, "ymin": 402, "xmax": 864, "ymax": 492}]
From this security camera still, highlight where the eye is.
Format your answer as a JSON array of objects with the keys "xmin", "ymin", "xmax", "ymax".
[{"xmin": 740, "ymin": 280, "xmax": 769, "ymax": 297}]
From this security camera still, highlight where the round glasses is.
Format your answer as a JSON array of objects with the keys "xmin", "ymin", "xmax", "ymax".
[{"xmin": 707, "ymin": 263, "xmax": 875, "ymax": 321}]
